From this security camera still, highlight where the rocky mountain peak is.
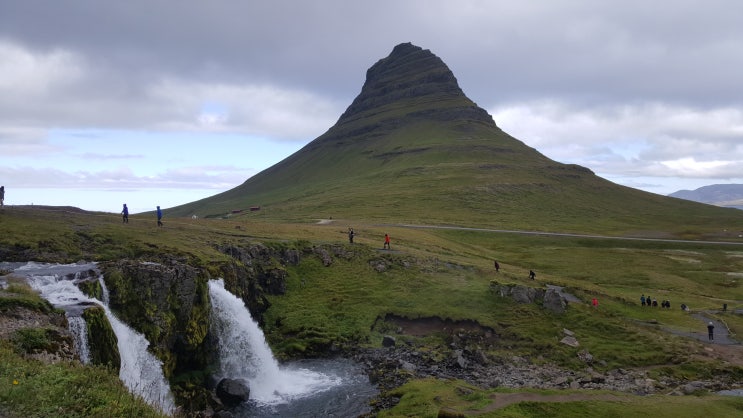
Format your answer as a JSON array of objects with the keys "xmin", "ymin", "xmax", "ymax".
[{"xmin": 335, "ymin": 42, "xmax": 493, "ymax": 127}]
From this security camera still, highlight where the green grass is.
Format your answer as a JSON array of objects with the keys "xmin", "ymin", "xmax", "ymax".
[
  {"xmin": 2, "ymin": 205, "xmax": 743, "ymax": 416},
  {"xmin": 378, "ymin": 380, "xmax": 743, "ymax": 418},
  {"xmin": 0, "ymin": 341, "xmax": 168, "ymax": 418}
]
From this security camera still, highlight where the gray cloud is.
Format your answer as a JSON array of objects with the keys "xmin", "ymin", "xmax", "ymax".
[{"xmin": 1, "ymin": 0, "xmax": 742, "ymax": 196}]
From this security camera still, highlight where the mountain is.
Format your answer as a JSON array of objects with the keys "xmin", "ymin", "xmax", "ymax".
[
  {"xmin": 669, "ymin": 184, "xmax": 743, "ymax": 210},
  {"xmin": 169, "ymin": 43, "xmax": 743, "ymax": 236}
]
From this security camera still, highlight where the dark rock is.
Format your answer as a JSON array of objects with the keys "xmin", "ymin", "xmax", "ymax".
[
  {"xmin": 382, "ymin": 335, "xmax": 396, "ymax": 347},
  {"xmin": 216, "ymin": 378, "xmax": 250, "ymax": 407},
  {"xmin": 314, "ymin": 247, "xmax": 333, "ymax": 266}
]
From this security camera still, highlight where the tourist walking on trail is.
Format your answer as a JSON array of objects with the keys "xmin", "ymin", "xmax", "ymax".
[
  {"xmin": 641, "ymin": 294, "xmax": 646, "ymax": 306},
  {"xmin": 348, "ymin": 227, "xmax": 354, "ymax": 243},
  {"xmin": 529, "ymin": 270, "xmax": 536, "ymax": 280},
  {"xmin": 0, "ymin": 185, "xmax": 4, "ymax": 207},
  {"xmin": 157, "ymin": 206, "xmax": 163, "ymax": 227},
  {"xmin": 121, "ymin": 203, "xmax": 129, "ymax": 223},
  {"xmin": 708, "ymin": 322, "xmax": 715, "ymax": 341},
  {"xmin": 494, "ymin": 260, "xmax": 500, "ymax": 272},
  {"xmin": 383, "ymin": 233, "xmax": 390, "ymax": 249}
]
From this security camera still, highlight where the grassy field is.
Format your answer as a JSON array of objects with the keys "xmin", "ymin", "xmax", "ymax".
[{"xmin": 2, "ymin": 205, "xmax": 743, "ymax": 416}]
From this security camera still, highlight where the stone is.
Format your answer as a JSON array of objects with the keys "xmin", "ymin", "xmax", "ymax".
[
  {"xmin": 382, "ymin": 335, "xmax": 396, "ymax": 347},
  {"xmin": 560, "ymin": 336, "xmax": 580, "ymax": 347},
  {"xmin": 215, "ymin": 378, "xmax": 250, "ymax": 407},
  {"xmin": 543, "ymin": 288, "xmax": 567, "ymax": 314}
]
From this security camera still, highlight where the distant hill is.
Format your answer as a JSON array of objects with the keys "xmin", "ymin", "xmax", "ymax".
[
  {"xmin": 669, "ymin": 184, "xmax": 743, "ymax": 210},
  {"xmin": 169, "ymin": 43, "xmax": 743, "ymax": 236}
]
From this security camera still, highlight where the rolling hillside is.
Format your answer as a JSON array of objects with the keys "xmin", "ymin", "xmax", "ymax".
[{"xmin": 169, "ymin": 43, "xmax": 743, "ymax": 237}]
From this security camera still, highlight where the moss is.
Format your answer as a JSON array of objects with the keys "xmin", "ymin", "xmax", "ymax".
[
  {"xmin": 83, "ymin": 306, "xmax": 120, "ymax": 371},
  {"xmin": 77, "ymin": 279, "xmax": 103, "ymax": 300}
]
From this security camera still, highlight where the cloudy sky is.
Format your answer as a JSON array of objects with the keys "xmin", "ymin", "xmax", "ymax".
[{"xmin": 1, "ymin": 1, "xmax": 742, "ymax": 213}]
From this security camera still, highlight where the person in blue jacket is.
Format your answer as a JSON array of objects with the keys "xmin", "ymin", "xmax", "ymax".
[
  {"xmin": 157, "ymin": 206, "xmax": 163, "ymax": 227},
  {"xmin": 121, "ymin": 203, "xmax": 129, "ymax": 223}
]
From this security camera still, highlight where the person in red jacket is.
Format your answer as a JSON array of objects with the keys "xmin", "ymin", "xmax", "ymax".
[{"xmin": 383, "ymin": 233, "xmax": 390, "ymax": 249}]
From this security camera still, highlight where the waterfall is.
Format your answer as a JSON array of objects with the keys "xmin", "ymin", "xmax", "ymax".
[
  {"xmin": 208, "ymin": 279, "xmax": 342, "ymax": 405},
  {"xmin": 99, "ymin": 275, "xmax": 110, "ymax": 306},
  {"xmin": 18, "ymin": 262, "xmax": 175, "ymax": 416},
  {"xmin": 67, "ymin": 315, "xmax": 91, "ymax": 364}
]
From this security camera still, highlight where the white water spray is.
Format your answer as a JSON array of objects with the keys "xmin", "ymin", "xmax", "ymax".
[
  {"xmin": 67, "ymin": 315, "xmax": 91, "ymax": 364},
  {"xmin": 208, "ymin": 279, "xmax": 342, "ymax": 405},
  {"xmin": 18, "ymin": 262, "xmax": 175, "ymax": 415}
]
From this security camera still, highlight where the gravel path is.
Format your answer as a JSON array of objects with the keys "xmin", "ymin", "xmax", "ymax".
[{"xmin": 662, "ymin": 312, "xmax": 739, "ymax": 345}]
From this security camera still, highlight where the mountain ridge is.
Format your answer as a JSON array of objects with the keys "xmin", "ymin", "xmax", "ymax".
[{"xmin": 669, "ymin": 184, "xmax": 743, "ymax": 209}]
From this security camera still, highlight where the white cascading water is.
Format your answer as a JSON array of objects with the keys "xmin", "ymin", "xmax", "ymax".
[
  {"xmin": 208, "ymin": 279, "xmax": 342, "ymax": 405},
  {"xmin": 66, "ymin": 315, "xmax": 91, "ymax": 364},
  {"xmin": 17, "ymin": 262, "xmax": 175, "ymax": 416}
]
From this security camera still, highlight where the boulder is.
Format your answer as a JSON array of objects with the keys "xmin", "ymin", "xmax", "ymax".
[
  {"xmin": 543, "ymin": 288, "xmax": 567, "ymax": 314},
  {"xmin": 382, "ymin": 335, "xmax": 396, "ymax": 347},
  {"xmin": 215, "ymin": 378, "xmax": 250, "ymax": 407}
]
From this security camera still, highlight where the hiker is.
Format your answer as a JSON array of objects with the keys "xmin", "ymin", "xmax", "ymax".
[
  {"xmin": 494, "ymin": 260, "xmax": 500, "ymax": 272},
  {"xmin": 121, "ymin": 203, "xmax": 129, "ymax": 223},
  {"xmin": 652, "ymin": 299, "xmax": 658, "ymax": 307},
  {"xmin": 0, "ymin": 185, "xmax": 4, "ymax": 207},
  {"xmin": 592, "ymin": 298, "xmax": 598, "ymax": 308},
  {"xmin": 646, "ymin": 295, "xmax": 651, "ymax": 307},
  {"xmin": 708, "ymin": 322, "xmax": 715, "ymax": 341},
  {"xmin": 724, "ymin": 303, "xmax": 728, "ymax": 312},
  {"xmin": 348, "ymin": 227, "xmax": 354, "ymax": 243},
  {"xmin": 641, "ymin": 294, "xmax": 646, "ymax": 306},
  {"xmin": 383, "ymin": 233, "xmax": 390, "ymax": 249},
  {"xmin": 529, "ymin": 270, "xmax": 536, "ymax": 280},
  {"xmin": 157, "ymin": 206, "xmax": 163, "ymax": 227}
]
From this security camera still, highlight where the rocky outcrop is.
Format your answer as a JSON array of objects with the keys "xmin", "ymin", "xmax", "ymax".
[
  {"xmin": 335, "ymin": 43, "xmax": 494, "ymax": 129},
  {"xmin": 490, "ymin": 282, "xmax": 568, "ymax": 314},
  {"xmin": 82, "ymin": 305, "xmax": 120, "ymax": 370},
  {"xmin": 101, "ymin": 258, "xmax": 210, "ymax": 378}
]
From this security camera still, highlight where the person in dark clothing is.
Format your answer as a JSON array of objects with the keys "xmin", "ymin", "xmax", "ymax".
[
  {"xmin": 348, "ymin": 227, "xmax": 355, "ymax": 243},
  {"xmin": 641, "ymin": 294, "xmax": 646, "ymax": 306},
  {"xmin": 529, "ymin": 270, "xmax": 536, "ymax": 280},
  {"xmin": 121, "ymin": 203, "xmax": 129, "ymax": 223},
  {"xmin": 708, "ymin": 322, "xmax": 715, "ymax": 340},
  {"xmin": 0, "ymin": 185, "xmax": 5, "ymax": 207},
  {"xmin": 494, "ymin": 260, "xmax": 500, "ymax": 272},
  {"xmin": 157, "ymin": 206, "xmax": 163, "ymax": 227}
]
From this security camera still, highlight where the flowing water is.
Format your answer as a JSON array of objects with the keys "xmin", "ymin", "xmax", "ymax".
[
  {"xmin": 66, "ymin": 315, "xmax": 91, "ymax": 364},
  {"xmin": 10, "ymin": 262, "xmax": 175, "ymax": 415},
  {"xmin": 209, "ymin": 279, "xmax": 377, "ymax": 417}
]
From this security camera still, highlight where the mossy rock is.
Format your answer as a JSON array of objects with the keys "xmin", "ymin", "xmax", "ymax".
[{"xmin": 83, "ymin": 306, "xmax": 120, "ymax": 371}]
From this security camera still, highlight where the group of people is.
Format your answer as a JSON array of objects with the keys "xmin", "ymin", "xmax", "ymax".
[
  {"xmin": 348, "ymin": 227, "xmax": 391, "ymax": 249},
  {"xmin": 121, "ymin": 203, "xmax": 163, "ymax": 227},
  {"xmin": 640, "ymin": 294, "xmax": 671, "ymax": 308}
]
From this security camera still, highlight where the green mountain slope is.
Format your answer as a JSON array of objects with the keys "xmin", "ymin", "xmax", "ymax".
[{"xmin": 169, "ymin": 43, "xmax": 743, "ymax": 237}]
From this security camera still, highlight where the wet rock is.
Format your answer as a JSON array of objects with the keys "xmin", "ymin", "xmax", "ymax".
[{"xmin": 216, "ymin": 378, "xmax": 250, "ymax": 407}]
